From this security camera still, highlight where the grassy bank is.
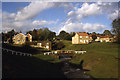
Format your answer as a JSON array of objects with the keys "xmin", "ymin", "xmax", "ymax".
[{"xmin": 61, "ymin": 40, "xmax": 119, "ymax": 78}]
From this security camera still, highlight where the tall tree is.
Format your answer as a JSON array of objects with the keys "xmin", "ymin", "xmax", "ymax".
[
  {"xmin": 112, "ymin": 18, "xmax": 120, "ymax": 43},
  {"xmin": 7, "ymin": 29, "xmax": 16, "ymax": 43},
  {"xmin": 32, "ymin": 29, "xmax": 38, "ymax": 40},
  {"xmin": 48, "ymin": 32, "xmax": 56, "ymax": 41},
  {"xmin": 58, "ymin": 30, "xmax": 71, "ymax": 40},
  {"xmin": 103, "ymin": 30, "xmax": 112, "ymax": 35},
  {"xmin": 92, "ymin": 35, "xmax": 97, "ymax": 41}
]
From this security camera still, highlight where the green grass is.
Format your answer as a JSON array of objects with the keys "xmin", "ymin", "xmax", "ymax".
[
  {"xmin": 3, "ymin": 51, "xmax": 66, "ymax": 78},
  {"xmin": 61, "ymin": 40, "xmax": 119, "ymax": 78},
  {"xmin": 33, "ymin": 54, "xmax": 61, "ymax": 63},
  {"xmin": 3, "ymin": 41, "xmax": 119, "ymax": 78}
]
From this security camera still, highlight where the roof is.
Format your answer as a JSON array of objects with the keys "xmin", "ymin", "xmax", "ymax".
[
  {"xmin": 89, "ymin": 34, "xmax": 92, "ymax": 37},
  {"xmin": 14, "ymin": 33, "xmax": 26, "ymax": 37},
  {"xmin": 100, "ymin": 35, "xmax": 113, "ymax": 38},
  {"xmin": 77, "ymin": 33, "xmax": 88, "ymax": 36}
]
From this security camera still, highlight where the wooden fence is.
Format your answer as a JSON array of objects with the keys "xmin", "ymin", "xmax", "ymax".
[{"xmin": 0, "ymin": 47, "xmax": 32, "ymax": 57}]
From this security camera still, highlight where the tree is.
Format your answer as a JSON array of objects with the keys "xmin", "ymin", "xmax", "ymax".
[
  {"xmin": 112, "ymin": 18, "xmax": 120, "ymax": 43},
  {"xmin": 92, "ymin": 32, "xmax": 96, "ymax": 35},
  {"xmin": 32, "ymin": 29, "xmax": 38, "ymax": 40},
  {"xmin": 58, "ymin": 30, "xmax": 71, "ymax": 40},
  {"xmin": 92, "ymin": 35, "xmax": 97, "ymax": 41},
  {"xmin": 103, "ymin": 30, "xmax": 111, "ymax": 35},
  {"xmin": 48, "ymin": 32, "xmax": 56, "ymax": 41},
  {"xmin": 7, "ymin": 29, "xmax": 16, "ymax": 43},
  {"xmin": 52, "ymin": 41, "xmax": 65, "ymax": 50}
]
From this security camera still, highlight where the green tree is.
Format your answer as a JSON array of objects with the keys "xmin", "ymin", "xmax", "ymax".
[
  {"xmin": 92, "ymin": 35, "xmax": 97, "ymax": 41},
  {"xmin": 32, "ymin": 29, "xmax": 38, "ymax": 40},
  {"xmin": 103, "ymin": 30, "xmax": 112, "ymax": 35},
  {"xmin": 58, "ymin": 30, "xmax": 71, "ymax": 40},
  {"xmin": 48, "ymin": 32, "xmax": 56, "ymax": 41},
  {"xmin": 112, "ymin": 18, "xmax": 120, "ymax": 43},
  {"xmin": 7, "ymin": 29, "xmax": 16, "ymax": 43},
  {"xmin": 52, "ymin": 41, "xmax": 65, "ymax": 50}
]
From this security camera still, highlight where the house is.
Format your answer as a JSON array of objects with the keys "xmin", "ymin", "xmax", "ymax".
[
  {"xmin": 31, "ymin": 41, "xmax": 52, "ymax": 50},
  {"xmin": 72, "ymin": 33, "xmax": 90, "ymax": 44},
  {"xmin": 37, "ymin": 41, "xmax": 52, "ymax": 50},
  {"xmin": 13, "ymin": 33, "xmax": 32, "ymax": 44},
  {"xmin": 99, "ymin": 35, "xmax": 114, "ymax": 42},
  {"xmin": 95, "ymin": 36, "xmax": 101, "ymax": 42},
  {"xmin": 89, "ymin": 34, "xmax": 93, "ymax": 42},
  {"xmin": 26, "ymin": 33, "xmax": 32, "ymax": 42}
]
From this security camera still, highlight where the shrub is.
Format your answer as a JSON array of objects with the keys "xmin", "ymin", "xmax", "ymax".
[{"xmin": 52, "ymin": 41, "xmax": 65, "ymax": 50}]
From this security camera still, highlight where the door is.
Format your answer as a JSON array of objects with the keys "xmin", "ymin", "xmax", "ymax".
[{"xmin": 84, "ymin": 40, "xmax": 85, "ymax": 43}]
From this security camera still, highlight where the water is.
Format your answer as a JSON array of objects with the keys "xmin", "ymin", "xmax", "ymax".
[{"xmin": 58, "ymin": 55, "xmax": 93, "ymax": 79}]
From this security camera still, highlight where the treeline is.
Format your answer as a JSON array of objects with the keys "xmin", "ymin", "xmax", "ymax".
[
  {"xmin": 1, "ymin": 27, "xmax": 76, "ymax": 42},
  {"xmin": 27, "ymin": 28, "xmax": 56, "ymax": 41},
  {"xmin": 1, "ymin": 27, "xmax": 113, "ymax": 42}
]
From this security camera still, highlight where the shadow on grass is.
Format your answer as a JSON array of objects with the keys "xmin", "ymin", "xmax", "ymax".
[
  {"xmin": 2, "ymin": 51, "xmax": 67, "ymax": 79},
  {"xmin": 2, "ymin": 43, "xmax": 49, "ymax": 55}
]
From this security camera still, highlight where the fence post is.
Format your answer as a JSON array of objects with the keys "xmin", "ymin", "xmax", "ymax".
[
  {"xmin": 16, "ymin": 52, "xmax": 18, "ymax": 55},
  {"xmin": 30, "ymin": 54, "xmax": 32, "ymax": 56},
  {"xmin": 12, "ymin": 51, "xmax": 14, "ymax": 55}
]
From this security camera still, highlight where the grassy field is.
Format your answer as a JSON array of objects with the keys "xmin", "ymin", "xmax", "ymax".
[
  {"xmin": 2, "ymin": 51, "xmax": 66, "ymax": 79},
  {"xmin": 2, "ymin": 41, "xmax": 119, "ymax": 79},
  {"xmin": 61, "ymin": 40, "xmax": 119, "ymax": 78}
]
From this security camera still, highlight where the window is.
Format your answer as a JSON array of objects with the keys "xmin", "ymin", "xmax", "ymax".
[
  {"xmin": 84, "ymin": 40, "xmax": 85, "ymax": 43},
  {"xmin": 46, "ymin": 46, "xmax": 49, "ymax": 49},
  {"xmin": 80, "ymin": 40, "xmax": 82, "ymax": 42},
  {"xmin": 40, "ymin": 43, "xmax": 42, "ymax": 46},
  {"xmin": 86, "ymin": 36, "xmax": 88, "ymax": 38},
  {"xmin": 86, "ymin": 40, "xmax": 88, "ymax": 42},
  {"xmin": 80, "ymin": 36, "xmax": 82, "ymax": 38}
]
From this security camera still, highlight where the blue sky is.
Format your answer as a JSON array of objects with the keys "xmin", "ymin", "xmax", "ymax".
[{"xmin": 2, "ymin": 2, "xmax": 119, "ymax": 34}]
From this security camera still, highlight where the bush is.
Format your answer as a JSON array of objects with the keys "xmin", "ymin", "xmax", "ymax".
[{"xmin": 52, "ymin": 41, "xmax": 65, "ymax": 50}]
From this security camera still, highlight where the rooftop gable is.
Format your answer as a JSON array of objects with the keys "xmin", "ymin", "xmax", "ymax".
[{"xmin": 77, "ymin": 33, "xmax": 88, "ymax": 36}]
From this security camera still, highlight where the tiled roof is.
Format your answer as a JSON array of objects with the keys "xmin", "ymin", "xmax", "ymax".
[
  {"xmin": 100, "ymin": 35, "xmax": 113, "ymax": 38},
  {"xmin": 77, "ymin": 33, "xmax": 88, "ymax": 36}
]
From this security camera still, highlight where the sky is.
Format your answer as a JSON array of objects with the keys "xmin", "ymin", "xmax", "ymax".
[{"xmin": 1, "ymin": 1, "xmax": 120, "ymax": 34}]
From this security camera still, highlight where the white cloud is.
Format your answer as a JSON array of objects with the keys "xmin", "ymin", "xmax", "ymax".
[
  {"xmin": 32, "ymin": 19, "xmax": 58, "ymax": 26},
  {"xmin": 108, "ymin": 10, "xmax": 119, "ymax": 20},
  {"xmin": 67, "ymin": 2, "xmax": 118, "ymax": 21},
  {"xmin": 67, "ymin": 3, "xmax": 102, "ymax": 20},
  {"xmin": 15, "ymin": 2, "xmax": 55, "ymax": 21},
  {"xmin": 15, "ymin": 2, "xmax": 74, "ymax": 21},
  {"xmin": 59, "ymin": 19, "xmax": 106, "ymax": 33},
  {"xmin": 2, "ymin": 11, "xmax": 58, "ymax": 33}
]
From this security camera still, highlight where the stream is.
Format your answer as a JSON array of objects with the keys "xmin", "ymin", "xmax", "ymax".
[{"xmin": 59, "ymin": 55, "xmax": 94, "ymax": 79}]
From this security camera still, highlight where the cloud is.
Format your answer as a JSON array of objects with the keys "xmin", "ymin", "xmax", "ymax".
[
  {"xmin": 15, "ymin": 2, "xmax": 74, "ymax": 21},
  {"xmin": 15, "ymin": 2, "xmax": 55, "ymax": 21},
  {"xmin": 2, "ymin": 2, "xmax": 74, "ymax": 33},
  {"xmin": 59, "ymin": 21, "xmax": 106, "ymax": 33},
  {"xmin": 67, "ymin": 2, "xmax": 118, "ymax": 21},
  {"xmin": 2, "ymin": 11, "xmax": 58, "ymax": 33},
  {"xmin": 32, "ymin": 19, "xmax": 59, "ymax": 26},
  {"xmin": 67, "ymin": 3, "xmax": 102, "ymax": 20},
  {"xmin": 58, "ymin": 2, "xmax": 119, "ymax": 34},
  {"xmin": 108, "ymin": 10, "xmax": 119, "ymax": 20}
]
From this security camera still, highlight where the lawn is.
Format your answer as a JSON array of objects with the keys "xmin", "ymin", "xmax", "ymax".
[
  {"xmin": 2, "ymin": 50, "xmax": 66, "ymax": 78},
  {"xmin": 61, "ymin": 40, "xmax": 119, "ymax": 78},
  {"xmin": 2, "ymin": 41, "xmax": 119, "ymax": 79}
]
